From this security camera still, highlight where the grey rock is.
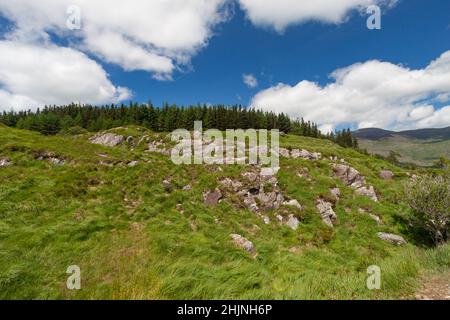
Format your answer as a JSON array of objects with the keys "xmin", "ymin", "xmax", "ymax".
[
  {"xmin": 278, "ymin": 148, "xmax": 291, "ymax": 158},
  {"xmin": 377, "ymin": 232, "xmax": 407, "ymax": 245},
  {"xmin": 316, "ymin": 199, "xmax": 337, "ymax": 227},
  {"xmin": 283, "ymin": 199, "xmax": 303, "ymax": 211},
  {"xmin": 204, "ymin": 189, "xmax": 222, "ymax": 206},
  {"xmin": 182, "ymin": 184, "xmax": 192, "ymax": 191},
  {"xmin": 0, "ymin": 158, "xmax": 12, "ymax": 167},
  {"xmin": 330, "ymin": 187, "xmax": 341, "ymax": 201},
  {"xmin": 49, "ymin": 158, "xmax": 65, "ymax": 166},
  {"xmin": 230, "ymin": 234, "xmax": 256, "ymax": 254},
  {"xmin": 379, "ymin": 169, "xmax": 394, "ymax": 180},
  {"xmin": 127, "ymin": 161, "xmax": 138, "ymax": 167},
  {"xmin": 355, "ymin": 186, "xmax": 379, "ymax": 202},
  {"xmin": 286, "ymin": 214, "xmax": 300, "ymax": 230},
  {"xmin": 90, "ymin": 133, "xmax": 125, "ymax": 147}
]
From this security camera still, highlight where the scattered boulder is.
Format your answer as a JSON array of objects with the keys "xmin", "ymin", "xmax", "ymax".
[
  {"xmin": 283, "ymin": 199, "xmax": 303, "ymax": 211},
  {"xmin": 316, "ymin": 199, "xmax": 337, "ymax": 227},
  {"xmin": 379, "ymin": 169, "xmax": 394, "ymax": 180},
  {"xmin": 359, "ymin": 208, "xmax": 383, "ymax": 224},
  {"xmin": 355, "ymin": 186, "xmax": 378, "ymax": 202},
  {"xmin": 230, "ymin": 234, "xmax": 256, "ymax": 255},
  {"xmin": 176, "ymin": 204, "xmax": 185, "ymax": 215},
  {"xmin": 182, "ymin": 184, "xmax": 192, "ymax": 191},
  {"xmin": 332, "ymin": 164, "xmax": 378, "ymax": 202},
  {"xmin": 162, "ymin": 179, "xmax": 172, "ymax": 191},
  {"xmin": 127, "ymin": 161, "xmax": 139, "ymax": 167},
  {"xmin": 278, "ymin": 148, "xmax": 290, "ymax": 158},
  {"xmin": 377, "ymin": 232, "xmax": 407, "ymax": 245},
  {"xmin": 49, "ymin": 157, "xmax": 65, "ymax": 166},
  {"xmin": 126, "ymin": 136, "xmax": 134, "ymax": 143},
  {"xmin": 285, "ymin": 214, "xmax": 300, "ymax": 230},
  {"xmin": 90, "ymin": 133, "xmax": 125, "ymax": 147},
  {"xmin": 260, "ymin": 166, "xmax": 280, "ymax": 177},
  {"xmin": 330, "ymin": 187, "xmax": 341, "ymax": 202},
  {"xmin": 204, "ymin": 189, "xmax": 222, "ymax": 206},
  {"xmin": 148, "ymin": 140, "xmax": 170, "ymax": 155},
  {"xmin": 0, "ymin": 158, "xmax": 12, "ymax": 167}
]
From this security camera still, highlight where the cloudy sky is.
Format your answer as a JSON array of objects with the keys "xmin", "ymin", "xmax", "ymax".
[{"xmin": 0, "ymin": 0, "xmax": 449, "ymax": 131}]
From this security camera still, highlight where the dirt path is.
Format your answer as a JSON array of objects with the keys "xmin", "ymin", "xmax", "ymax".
[{"xmin": 415, "ymin": 272, "xmax": 450, "ymax": 300}]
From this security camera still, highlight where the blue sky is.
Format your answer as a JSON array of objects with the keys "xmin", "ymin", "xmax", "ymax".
[
  {"xmin": 0, "ymin": 0, "xmax": 449, "ymax": 130},
  {"xmin": 119, "ymin": 0, "xmax": 450, "ymax": 107}
]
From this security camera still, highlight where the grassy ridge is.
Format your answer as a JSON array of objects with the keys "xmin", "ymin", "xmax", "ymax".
[
  {"xmin": 0, "ymin": 125, "xmax": 448, "ymax": 299},
  {"xmin": 357, "ymin": 136, "xmax": 450, "ymax": 166}
]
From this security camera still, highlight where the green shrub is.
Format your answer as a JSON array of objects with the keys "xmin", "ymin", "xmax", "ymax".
[{"xmin": 404, "ymin": 174, "xmax": 450, "ymax": 246}]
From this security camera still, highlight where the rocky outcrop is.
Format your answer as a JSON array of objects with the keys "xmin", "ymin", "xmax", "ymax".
[
  {"xmin": 379, "ymin": 169, "xmax": 394, "ymax": 180},
  {"xmin": 316, "ymin": 199, "xmax": 337, "ymax": 227},
  {"xmin": 278, "ymin": 148, "xmax": 322, "ymax": 160},
  {"xmin": 33, "ymin": 151, "xmax": 66, "ymax": 166},
  {"xmin": 332, "ymin": 164, "xmax": 378, "ymax": 202},
  {"xmin": 377, "ymin": 232, "xmax": 407, "ymax": 245},
  {"xmin": 90, "ymin": 133, "xmax": 125, "ymax": 147},
  {"xmin": 0, "ymin": 158, "xmax": 12, "ymax": 167},
  {"xmin": 230, "ymin": 234, "xmax": 256, "ymax": 255},
  {"xmin": 218, "ymin": 167, "xmax": 302, "ymax": 226},
  {"xmin": 148, "ymin": 140, "xmax": 170, "ymax": 155}
]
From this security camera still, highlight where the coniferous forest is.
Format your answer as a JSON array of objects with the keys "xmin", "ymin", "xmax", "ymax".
[{"xmin": 0, "ymin": 102, "xmax": 358, "ymax": 148}]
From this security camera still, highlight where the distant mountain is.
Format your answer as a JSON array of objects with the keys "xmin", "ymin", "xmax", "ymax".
[
  {"xmin": 354, "ymin": 126, "xmax": 450, "ymax": 141},
  {"xmin": 354, "ymin": 126, "xmax": 450, "ymax": 166}
]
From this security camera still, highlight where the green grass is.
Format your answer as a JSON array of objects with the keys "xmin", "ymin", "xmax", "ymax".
[
  {"xmin": 358, "ymin": 136, "xmax": 450, "ymax": 166},
  {"xmin": 0, "ymin": 125, "xmax": 448, "ymax": 299}
]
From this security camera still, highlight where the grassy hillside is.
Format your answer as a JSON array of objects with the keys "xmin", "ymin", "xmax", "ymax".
[
  {"xmin": 0, "ymin": 125, "xmax": 448, "ymax": 299},
  {"xmin": 354, "ymin": 127, "xmax": 450, "ymax": 166},
  {"xmin": 357, "ymin": 136, "xmax": 450, "ymax": 166}
]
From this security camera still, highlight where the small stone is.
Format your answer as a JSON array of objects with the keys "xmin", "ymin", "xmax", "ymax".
[
  {"xmin": 283, "ymin": 199, "xmax": 303, "ymax": 211},
  {"xmin": 377, "ymin": 232, "xmax": 407, "ymax": 245},
  {"xmin": 127, "ymin": 161, "xmax": 138, "ymax": 167},
  {"xmin": 230, "ymin": 234, "xmax": 256, "ymax": 255},
  {"xmin": 316, "ymin": 199, "xmax": 337, "ymax": 227},
  {"xmin": 379, "ymin": 169, "xmax": 394, "ymax": 180},
  {"xmin": 0, "ymin": 158, "xmax": 12, "ymax": 167},
  {"xmin": 162, "ymin": 180, "xmax": 172, "ymax": 191},
  {"xmin": 203, "ymin": 189, "xmax": 222, "ymax": 206},
  {"xmin": 286, "ymin": 214, "xmax": 300, "ymax": 230},
  {"xmin": 126, "ymin": 136, "xmax": 134, "ymax": 143},
  {"xmin": 182, "ymin": 184, "xmax": 192, "ymax": 191},
  {"xmin": 330, "ymin": 187, "xmax": 341, "ymax": 201},
  {"xmin": 49, "ymin": 158, "xmax": 65, "ymax": 166},
  {"xmin": 355, "ymin": 186, "xmax": 379, "ymax": 202}
]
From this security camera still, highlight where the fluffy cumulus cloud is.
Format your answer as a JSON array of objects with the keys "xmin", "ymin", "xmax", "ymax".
[
  {"xmin": 250, "ymin": 51, "xmax": 450, "ymax": 131},
  {"xmin": 238, "ymin": 0, "xmax": 396, "ymax": 32},
  {"xmin": 0, "ymin": 41, "xmax": 130, "ymax": 111},
  {"xmin": 0, "ymin": 0, "xmax": 229, "ymax": 110},
  {"xmin": 243, "ymin": 74, "xmax": 258, "ymax": 88}
]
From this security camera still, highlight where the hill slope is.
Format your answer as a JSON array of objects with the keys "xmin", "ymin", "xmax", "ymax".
[
  {"xmin": 0, "ymin": 125, "xmax": 448, "ymax": 299},
  {"xmin": 354, "ymin": 127, "xmax": 450, "ymax": 166}
]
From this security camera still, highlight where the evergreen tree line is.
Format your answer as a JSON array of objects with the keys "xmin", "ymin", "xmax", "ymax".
[{"xmin": 0, "ymin": 102, "xmax": 358, "ymax": 148}]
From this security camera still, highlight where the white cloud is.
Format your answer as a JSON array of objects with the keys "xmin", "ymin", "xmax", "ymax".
[
  {"xmin": 0, "ymin": 0, "xmax": 230, "ymax": 78},
  {"xmin": 0, "ymin": 41, "xmax": 131, "ymax": 111},
  {"xmin": 238, "ymin": 0, "xmax": 396, "ymax": 32},
  {"xmin": 250, "ymin": 51, "xmax": 450, "ymax": 131},
  {"xmin": 243, "ymin": 74, "xmax": 258, "ymax": 88}
]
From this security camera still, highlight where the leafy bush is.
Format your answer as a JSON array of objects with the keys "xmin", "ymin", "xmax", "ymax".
[{"xmin": 404, "ymin": 174, "xmax": 450, "ymax": 246}]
